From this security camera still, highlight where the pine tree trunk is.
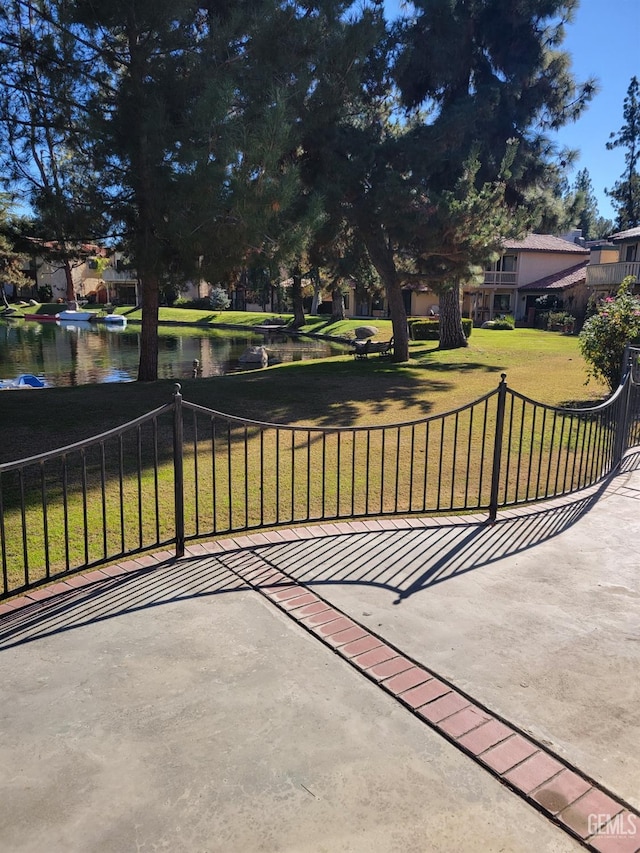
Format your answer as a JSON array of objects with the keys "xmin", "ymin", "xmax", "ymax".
[
  {"xmin": 438, "ymin": 283, "xmax": 468, "ymax": 349},
  {"xmin": 291, "ymin": 270, "xmax": 305, "ymax": 328},
  {"xmin": 137, "ymin": 272, "xmax": 159, "ymax": 381},
  {"xmin": 64, "ymin": 258, "xmax": 75, "ymax": 303},
  {"xmin": 331, "ymin": 284, "xmax": 345, "ymax": 321},
  {"xmin": 359, "ymin": 225, "xmax": 409, "ymax": 361}
]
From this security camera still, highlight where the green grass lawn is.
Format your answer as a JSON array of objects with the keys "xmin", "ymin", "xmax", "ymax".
[
  {"xmin": 0, "ymin": 324, "xmax": 605, "ymax": 463},
  {"xmin": 0, "ymin": 320, "xmax": 612, "ymax": 594}
]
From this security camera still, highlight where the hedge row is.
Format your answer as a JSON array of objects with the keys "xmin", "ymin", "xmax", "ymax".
[{"xmin": 409, "ymin": 318, "xmax": 473, "ymax": 340}]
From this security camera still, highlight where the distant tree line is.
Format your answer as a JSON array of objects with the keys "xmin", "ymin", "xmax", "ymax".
[{"xmin": 0, "ymin": 1, "xmax": 615, "ymax": 378}]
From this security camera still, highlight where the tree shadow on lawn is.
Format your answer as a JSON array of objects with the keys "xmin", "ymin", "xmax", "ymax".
[{"xmin": 212, "ymin": 358, "xmax": 453, "ymax": 427}]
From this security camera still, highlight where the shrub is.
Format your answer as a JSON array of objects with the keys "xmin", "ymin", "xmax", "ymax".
[
  {"xmin": 485, "ymin": 319, "xmax": 514, "ymax": 330},
  {"xmin": 579, "ymin": 277, "xmax": 640, "ymax": 391},
  {"xmin": 410, "ymin": 318, "xmax": 472, "ymax": 340},
  {"xmin": 209, "ymin": 286, "xmax": 231, "ymax": 310}
]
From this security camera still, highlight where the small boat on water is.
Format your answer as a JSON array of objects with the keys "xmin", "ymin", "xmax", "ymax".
[
  {"xmin": 57, "ymin": 310, "xmax": 96, "ymax": 322},
  {"xmin": 23, "ymin": 313, "xmax": 58, "ymax": 322},
  {"xmin": 0, "ymin": 373, "xmax": 46, "ymax": 389},
  {"xmin": 92, "ymin": 313, "xmax": 127, "ymax": 326}
]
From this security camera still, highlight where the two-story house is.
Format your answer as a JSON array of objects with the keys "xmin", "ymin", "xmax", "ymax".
[
  {"xmin": 586, "ymin": 226, "xmax": 640, "ymax": 298},
  {"xmin": 462, "ymin": 234, "xmax": 590, "ymax": 325}
]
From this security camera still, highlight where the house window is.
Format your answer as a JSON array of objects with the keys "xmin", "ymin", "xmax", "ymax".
[
  {"xmin": 625, "ymin": 244, "xmax": 637, "ymax": 262},
  {"xmin": 493, "ymin": 294, "xmax": 511, "ymax": 314},
  {"xmin": 499, "ymin": 254, "xmax": 517, "ymax": 273}
]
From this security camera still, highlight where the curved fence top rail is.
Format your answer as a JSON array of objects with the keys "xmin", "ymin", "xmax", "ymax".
[
  {"xmin": 508, "ymin": 375, "xmax": 628, "ymax": 415},
  {"xmin": 0, "ymin": 402, "xmax": 174, "ymax": 474},
  {"xmin": 181, "ymin": 386, "xmax": 500, "ymax": 433}
]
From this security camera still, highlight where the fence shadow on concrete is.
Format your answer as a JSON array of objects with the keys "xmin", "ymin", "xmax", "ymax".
[{"xmin": 5, "ymin": 453, "xmax": 640, "ymax": 651}]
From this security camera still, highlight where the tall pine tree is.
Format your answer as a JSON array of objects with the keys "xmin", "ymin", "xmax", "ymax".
[{"xmin": 606, "ymin": 76, "xmax": 640, "ymax": 231}]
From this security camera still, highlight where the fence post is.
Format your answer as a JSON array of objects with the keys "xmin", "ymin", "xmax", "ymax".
[
  {"xmin": 488, "ymin": 373, "xmax": 508, "ymax": 522},
  {"xmin": 173, "ymin": 383, "xmax": 185, "ymax": 558}
]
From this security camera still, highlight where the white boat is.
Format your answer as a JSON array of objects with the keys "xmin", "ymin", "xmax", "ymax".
[
  {"xmin": 102, "ymin": 314, "xmax": 127, "ymax": 326},
  {"xmin": 56, "ymin": 310, "xmax": 96, "ymax": 322}
]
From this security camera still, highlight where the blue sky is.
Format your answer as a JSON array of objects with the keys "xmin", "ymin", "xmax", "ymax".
[{"xmin": 383, "ymin": 0, "xmax": 640, "ymax": 224}]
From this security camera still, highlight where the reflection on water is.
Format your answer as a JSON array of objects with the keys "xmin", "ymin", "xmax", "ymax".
[{"xmin": 0, "ymin": 320, "xmax": 347, "ymax": 387}]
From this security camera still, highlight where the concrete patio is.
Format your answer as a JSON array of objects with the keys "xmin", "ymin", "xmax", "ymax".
[{"xmin": 1, "ymin": 459, "xmax": 639, "ymax": 852}]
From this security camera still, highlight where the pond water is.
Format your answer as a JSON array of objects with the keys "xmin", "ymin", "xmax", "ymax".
[{"xmin": 0, "ymin": 320, "xmax": 348, "ymax": 387}]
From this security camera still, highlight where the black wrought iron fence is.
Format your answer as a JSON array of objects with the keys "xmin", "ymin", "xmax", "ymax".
[{"xmin": 2, "ymin": 347, "xmax": 640, "ymax": 600}]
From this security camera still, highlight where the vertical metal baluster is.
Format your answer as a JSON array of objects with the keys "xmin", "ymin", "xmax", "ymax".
[
  {"xmin": 321, "ymin": 432, "xmax": 326, "ymax": 520},
  {"xmin": 290, "ymin": 429, "xmax": 295, "ymax": 522},
  {"xmin": 193, "ymin": 411, "xmax": 200, "ymax": 536},
  {"xmin": 515, "ymin": 398, "xmax": 526, "ymax": 503},
  {"xmin": 544, "ymin": 410, "xmax": 558, "ymax": 497},
  {"xmin": 62, "ymin": 455, "xmax": 70, "ymax": 571},
  {"xmin": 365, "ymin": 429, "xmax": 371, "ymax": 516},
  {"xmin": 227, "ymin": 421, "xmax": 232, "ymax": 530},
  {"xmin": 436, "ymin": 417, "xmax": 445, "ymax": 512},
  {"xmin": 153, "ymin": 420, "xmax": 160, "ymax": 544},
  {"xmin": 0, "ymin": 479, "xmax": 7, "ymax": 595},
  {"xmin": 351, "ymin": 429, "xmax": 356, "ymax": 517},
  {"xmin": 450, "ymin": 413, "xmax": 459, "ymax": 510},
  {"xmin": 211, "ymin": 418, "xmax": 217, "ymax": 533},
  {"xmin": 245, "ymin": 425, "xmax": 250, "ymax": 528},
  {"xmin": 525, "ymin": 403, "xmax": 537, "ymax": 501},
  {"xmin": 423, "ymin": 420, "xmax": 430, "ymax": 511},
  {"xmin": 40, "ymin": 462, "xmax": 50, "ymax": 579},
  {"xmin": 81, "ymin": 448, "xmax": 89, "ymax": 565},
  {"xmin": 306, "ymin": 430, "xmax": 311, "ymax": 522},
  {"xmin": 536, "ymin": 407, "xmax": 548, "ymax": 499},
  {"xmin": 409, "ymin": 424, "xmax": 416, "ymax": 512},
  {"xmin": 464, "ymin": 407, "xmax": 473, "ymax": 509},
  {"xmin": 136, "ymin": 427, "xmax": 143, "ymax": 548},
  {"xmin": 336, "ymin": 431, "xmax": 341, "ymax": 518},
  {"xmin": 553, "ymin": 415, "xmax": 567, "ymax": 495},
  {"xmin": 478, "ymin": 398, "xmax": 489, "ymax": 507},
  {"xmin": 502, "ymin": 393, "xmax": 514, "ymax": 505},
  {"xmin": 100, "ymin": 442, "xmax": 107, "ymax": 558},
  {"xmin": 488, "ymin": 376, "xmax": 508, "ymax": 521},
  {"xmin": 394, "ymin": 426, "xmax": 401, "ymax": 514},
  {"xmin": 19, "ymin": 469, "xmax": 29, "ymax": 584},
  {"xmin": 562, "ymin": 415, "xmax": 575, "ymax": 493},
  {"xmin": 260, "ymin": 428, "xmax": 265, "ymax": 527},
  {"xmin": 380, "ymin": 428, "xmax": 386, "ymax": 514},
  {"xmin": 118, "ymin": 436, "xmax": 125, "ymax": 553}
]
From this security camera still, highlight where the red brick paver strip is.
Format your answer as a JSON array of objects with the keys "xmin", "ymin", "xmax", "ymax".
[
  {"xmin": 313, "ymin": 616, "xmax": 358, "ymax": 637},
  {"xmin": 339, "ymin": 636, "xmax": 383, "ymax": 659},
  {"xmin": 559, "ymin": 787, "xmax": 625, "ymax": 838},
  {"xmin": 532, "ymin": 769, "xmax": 592, "ymax": 815},
  {"xmin": 479, "ymin": 735, "xmax": 539, "ymax": 774},
  {"xmin": 438, "ymin": 706, "xmax": 491, "ymax": 738},
  {"xmin": 325, "ymin": 626, "xmax": 369, "ymax": 647},
  {"xmin": 457, "ymin": 719, "xmax": 513, "ymax": 755},
  {"xmin": 400, "ymin": 678, "xmax": 451, "ymax": 709},
  {"xmin": 301, "ymin": 608, "xmax": 343, "ymax": 628},
  {"xmin": 280, "ymin": 593, "xmax": 319, "ymax": 611},
  {"xmin": 504, "ymin": 751, "xmax": 564, "ymax": 794},
  {"xmin": 382, "ymin": 666, "xmax": 431, "ymax": 695},
  {"xmin": 289, "ymin": 601, "xmax": 331, "ymax": 619},
  {"xmin": 416, "ymin": 691, "xmax": 471, "ymax": 724},
  {"xmin": 351, "ymin": 645, "xmax": 397, "ymax": 668},
  {"xmin": 367, "ymin": 656, "xmax": 414, "ymax": 681}
]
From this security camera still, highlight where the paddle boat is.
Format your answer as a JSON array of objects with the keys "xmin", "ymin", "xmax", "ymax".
[{"xmin": 0, "ymin": 373, "xmax": 46, "ymax": 389}]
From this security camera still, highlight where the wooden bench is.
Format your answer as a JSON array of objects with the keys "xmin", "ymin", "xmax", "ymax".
[{"xmin": 353, "ymin": 338, "xmax": 394, "ymax": 359}]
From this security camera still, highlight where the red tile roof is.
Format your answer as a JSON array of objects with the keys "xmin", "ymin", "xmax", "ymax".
[
  {"xmin": 611, "ymin": 226, "xmax": 640, "ymax": 242},
  {"xmin": 518, "ymin": 262, "xmax": 587, "ymax": 292},
  {"xmin": 502, "ymin": 234, "xmax": 588, "ymax": 254}
]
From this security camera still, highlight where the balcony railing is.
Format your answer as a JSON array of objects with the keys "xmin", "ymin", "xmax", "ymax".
[
  {"xmin": 586, "ymin": 262, "xmax": 640, "ymax": 288},
  {"xmin": 482, "ymin": 271, "xmax": 518, "ymax": 287}
]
